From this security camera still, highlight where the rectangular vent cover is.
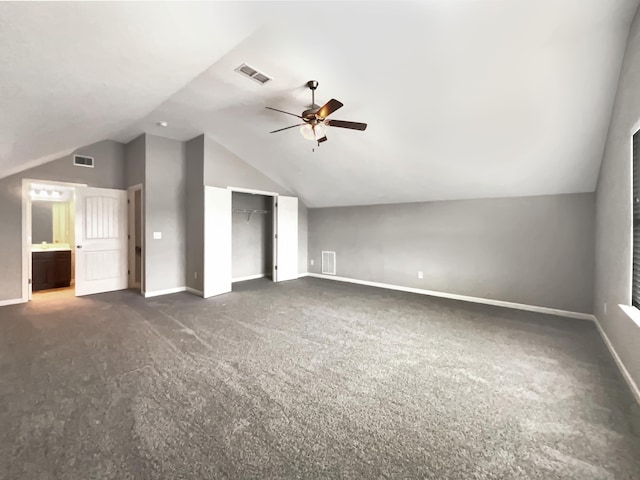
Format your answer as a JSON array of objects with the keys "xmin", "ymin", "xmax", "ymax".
[
  {"xmin": 322, "ymin": 251, "xmax": 336, "ymax": 275},
  {"xmin": 73, "ymin": 155, "xmax": 94, "ymax": 168},
  {"xmin": 235, "ymin": 63, "xmax": 272, "ymax": 85}
]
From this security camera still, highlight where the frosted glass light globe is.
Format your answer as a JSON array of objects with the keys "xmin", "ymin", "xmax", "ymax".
[{"xmin": 300, "ymin": 124, "xmax": 315, "ymax": 140}]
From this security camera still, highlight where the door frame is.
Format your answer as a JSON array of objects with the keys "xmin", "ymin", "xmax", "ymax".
[
  {"xmin": 21, "ymin": 178, "xmax": 87, "ymax": 302},
  {"xmin": 127, "ymin": 184, "xmax": 144, "ymax": 292},
  {"xmin": 227, "ymin": 186, "xmax": 279, "ymax": 282}
]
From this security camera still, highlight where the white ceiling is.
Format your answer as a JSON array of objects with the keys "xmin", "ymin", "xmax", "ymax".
[
  {"xmin": 2, "ymin": 1, "xmax": 639, "ymax": 207},
  {"xmin": 0, "ymin": 1, "xmax": 263, "ymax": 177}
]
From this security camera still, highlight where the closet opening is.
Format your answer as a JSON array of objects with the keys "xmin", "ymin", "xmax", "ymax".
[{"xmin": 231, "ymin": 191, "xmax": 274, "ymax": 289}]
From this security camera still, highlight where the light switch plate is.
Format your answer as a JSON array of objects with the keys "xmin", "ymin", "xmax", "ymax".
[
  {"xmin": 310, "ymin": 259, "xmax": 314, "ymax": 266},
  {"xmin": 153, "ymin": 232, "xmax": 162, "ymax": 240}
]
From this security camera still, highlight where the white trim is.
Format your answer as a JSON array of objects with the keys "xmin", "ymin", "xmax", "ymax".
[
  {"xmin": 21, "ymin": 179, "xmax": 30, "ymax": 303},
  {"xmin": 232, "ymin": 273, "xmax": 266, "ymax": 283},
  {"xmin": 0, "ymin": 298, "xmax": 25, "ymax": 307},
  {"xmin": 227, "ymin": 186, "xmax": 279, "ymax": 197},
  {"xmin": 23, "ymin": 178, "xmax": 87, "ymax": 188},
  {"xmin": 630, "ymin": 117, "xmax": 640, "ymax": 136},
  {"xmin": 185, "ymin": 287, "xmax": 203, "ymax": 297},
  {"xmin": 144, "ymin": 287, "xmax": 186, "ymax": 298},
  {"xmin": 298, "ymin": 272, "xmax": 309, "ymax": 278},
  {"xmin": 628, "ymin": 126, "xmax": 637, "ymax": 304},
  {"xmin": 593, "ymin": 315, "xmax": 640, "ymax": 405},
  {"xmin": 306, "ymin": 273, "xmax": 594, "ymax": 321},
  {"xmin": 273, "ymin": 196, "xmax": 278, "ymax": 281},
  {"xmin": 619, "ymin": 304, "xmax": 640, "ymax": 328}
]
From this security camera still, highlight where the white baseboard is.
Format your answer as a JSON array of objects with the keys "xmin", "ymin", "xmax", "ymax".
[
  {"xmin": 232, "ymin": 274, "xmax": 266, "ymax": 283},
  {"xmin": 593, "ymin": 316, "xmax": 640, "ymax": 405},
  {"xmin": 306, "ymin": 273, "xmax": 594, "ymax": 321},
  {"xmin": 0, "ymin": 297, "xmax": 25, "ymax": 307},
  {"xmin": 298, "ymin": 272, "xmax": 309, "ymax": 278},
  {"xmin": 185, "ymin": 287, "xmax": 203, "ymax": 297},
  {"xmin": 144, "ymin": 287, "xmax": 186, "ymax": 298}
]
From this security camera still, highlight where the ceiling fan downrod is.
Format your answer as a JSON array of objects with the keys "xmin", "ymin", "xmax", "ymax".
[{"xmin": 307, "ymin": 80, "xmax": 319, "ymax": 108}]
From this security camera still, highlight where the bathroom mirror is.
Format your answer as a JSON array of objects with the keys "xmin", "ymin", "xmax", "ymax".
[{"xmin": 32, "ymin": 202, "xmax": 53, "ymax": 244}]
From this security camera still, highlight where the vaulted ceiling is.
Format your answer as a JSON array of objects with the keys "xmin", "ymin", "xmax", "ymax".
[{"xmin": 2, "ymin": 1, "xmax": 639, "ymax": 207}]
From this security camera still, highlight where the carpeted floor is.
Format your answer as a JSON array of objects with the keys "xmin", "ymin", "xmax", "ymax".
[{"xmin": 0, "ymin": 277, "xmax": 638, "ymax": 479}]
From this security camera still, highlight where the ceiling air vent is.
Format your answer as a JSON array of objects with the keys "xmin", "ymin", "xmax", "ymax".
[
  {"xmin": 322, "ymin": 251, "xmax": 336, "ymax": 275},
  {"xmin": 235, "ymin": 63, "xmax": 272, "ymax": 85},
  {"xmin": 73, "ymin": 154, "xmax": 94, "ymax": 168}
]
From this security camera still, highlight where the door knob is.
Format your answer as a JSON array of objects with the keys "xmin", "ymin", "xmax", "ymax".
[{"xmin": 76, "ymin": 245, "xmax": 82, "ymax": 249}]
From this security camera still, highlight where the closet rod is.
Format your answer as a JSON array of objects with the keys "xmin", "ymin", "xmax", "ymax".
[
  {"xmin": 232, "ymin": 209, "xmax": 268, "ymax": 214},
  {"xmin": 233, "ymin": 208, "xmax": 269, "ymax": 223}
]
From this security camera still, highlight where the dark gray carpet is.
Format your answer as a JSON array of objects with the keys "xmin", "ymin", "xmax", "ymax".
[{"xmin": 0, "ymin": 277, "xmax": 638, "ymax": 479}]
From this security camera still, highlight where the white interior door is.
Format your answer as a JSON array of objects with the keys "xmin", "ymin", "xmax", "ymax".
[
  {"xmin": 204, "ymin": 186, "xmax": 232, "ymax": 298},
  {"xmin": 275, "ymin": 195, "xmax": 298, "ymax": 282},
  {"xmin": 75, "ymin": 187, "xmax": 128, "ymax": 296}
]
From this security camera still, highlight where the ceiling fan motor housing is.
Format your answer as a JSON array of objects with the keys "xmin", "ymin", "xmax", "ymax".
[{"xmin": 302, "ymin": 108, "xmax": 320, "ymax": 124}]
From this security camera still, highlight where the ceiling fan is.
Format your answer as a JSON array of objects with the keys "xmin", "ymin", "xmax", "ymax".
[{"xmin": 265, "ymin": 80, "xmax": 367, "ymax": 146}]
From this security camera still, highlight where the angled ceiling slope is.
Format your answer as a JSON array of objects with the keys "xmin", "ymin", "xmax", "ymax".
[
  {"xmin": 126, "ymin": 0, "xmax": 640, "ymax": 207},
  {"xmin": 3, "ymin": 1, "xmax": 640, "ymax": 208},
  {"xmin": 0, "ymin": 1, "xmax": 263, "ymax": 179}
]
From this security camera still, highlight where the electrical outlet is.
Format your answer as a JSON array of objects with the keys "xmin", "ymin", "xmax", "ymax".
[
  {"xmin": 153, "ymin": 231, "xmax": 162, "ymax": 240},
  {"xmin": 194, "ymin": 271, "xmax": 198, "ymax": 279},
  {"xmin": 310, "ymin": 259, "xmax": 314, "ymax": 266},
  {"xmin": 418, "ymin": 271, "xmax": 423, "ymax": 279},
  {"xmin": 604, "ymin": 303, "xmax": 607, "ymax": 314}
]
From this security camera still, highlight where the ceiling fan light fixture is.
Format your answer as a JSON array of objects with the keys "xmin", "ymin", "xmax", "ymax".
[
  {"xmin": 300, "ymin": 124, "xmax": 315, "ymax": 140},
  {"xmin": 300, "ymin": 124, "xmax": 326, "ymax": 141}
]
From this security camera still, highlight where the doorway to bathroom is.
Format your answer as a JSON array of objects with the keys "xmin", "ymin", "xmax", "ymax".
[{"xmin": 22, "ymin": 179, "xmax": 130, "ymax": 301}]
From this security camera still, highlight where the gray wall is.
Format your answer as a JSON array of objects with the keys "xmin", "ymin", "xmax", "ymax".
[
  {"xmin": 309, "ymin": 193, "xmax": 595, "ymax": 313},
  {"xmin": 203, "ymin": 136, "xmax": 293, "ymax": 195},
  {"xmin": 595, "ymin": 8, "xmax": 640, "ymax": 393},
  {"xmin": 185, "ymin": 136, "xmax": 205, "ymax": 292},
  {"xmin": 232, "ymin": 193, "xmax": 272, "ymax": 279},
  {"xmin": 298, "ymin": 202, "xmax": 308, "ymax": 275},
  {"xmin": 0, "ymin": 140, "xmax": 126, "ymax": 301},
  {"xmin": 31, "ymin": 202, "xmax": 53, "ymax": 244},
  {"xmin": 144, "ymin": 134, "xmax": 186, "ymax": 294},
  {"xmin": 125, "ymin": 134, "xmax": 145, "ymax": 188}
]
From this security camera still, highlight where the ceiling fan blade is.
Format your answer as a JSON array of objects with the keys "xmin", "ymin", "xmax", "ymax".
[
  {"xmin": 270, "ymin": 124, "xmax": 304, "ymax": 134},
  {"xmin": 316, "ymin": 99, "xmax": 343, "ymax": 119},
  {"xmin": 326, "ymin": 119, "xmax": 368, "ymax": 131},
  {"xmin": 317, "ymin": 136, "xmax": 328, "ymax": 143},
  {"xmin": 265, "ymin": 106, "xmax": 303, "ymax": 119}
]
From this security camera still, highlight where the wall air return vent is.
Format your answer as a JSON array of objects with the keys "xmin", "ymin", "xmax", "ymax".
[
  {"xmin": 235, "ymin": 63, "xmax": 272, "ymax": 85},
  {"xmin": 73, "ymin": 155, "xmax": 94, "ymax": 168},
  {"xmin": 322, "ymin": 251, "xmax": 336, "ymax": 275}
]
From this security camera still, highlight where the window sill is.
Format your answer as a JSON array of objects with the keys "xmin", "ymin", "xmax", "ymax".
[{"xmin": 618, "ymin": 304, "xmax": 640, "ymax": 328}]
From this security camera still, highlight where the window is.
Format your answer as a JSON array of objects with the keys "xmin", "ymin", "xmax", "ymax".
[{"xmin": 633, "ymin": 130, "xmax": 640, "ymax": 307}]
